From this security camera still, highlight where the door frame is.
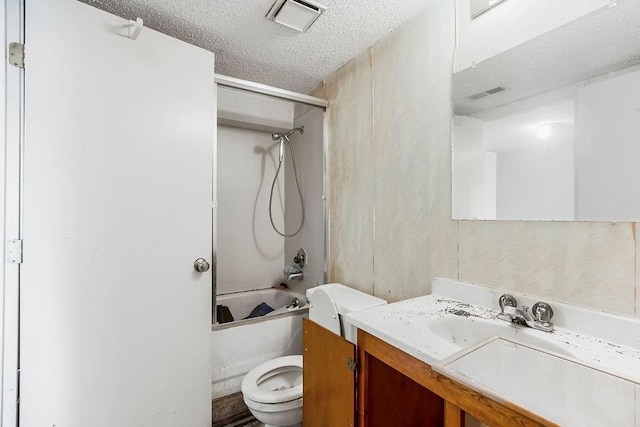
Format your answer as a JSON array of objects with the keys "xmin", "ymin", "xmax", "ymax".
[{"xmin": 3, "ymin": 0, "xmax": 24, "ymax": 425}]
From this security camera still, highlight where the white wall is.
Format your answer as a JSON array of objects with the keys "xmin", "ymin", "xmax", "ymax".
[
  {"xmin": 576, "ymin": 68, "xmax": 640, "ymax": 221},
  {"xmin": 284, "ymin": 107, "xmax": 325, "ymax": 293},
  {"xmin": 323, "ymin": 1, "xmax": 460, "ymax": 301},
  {"xmin": 216, "ymin": 126, "xmax": 285, "ymax": 294},
  {"xmin": 455, "ymin": 0, "xmax": 608, "ymax": 72},
  {"xmin": 452, "ymin": 116, "xmax": 496, "ymax": 219}
]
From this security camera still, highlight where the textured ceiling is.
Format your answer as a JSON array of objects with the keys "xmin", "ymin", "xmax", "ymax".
[
  {"xmin": 80, "ymin": 0, "xmax": 434, "ymax": 94},
  {"xmin": 454, "ymin": 0, "xmax": 640, "ymax": 115}
]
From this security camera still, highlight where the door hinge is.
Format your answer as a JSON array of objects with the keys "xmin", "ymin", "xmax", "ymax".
[
  {"xmin": 9, "ymin": 42, "xmax": 25, "ymax": 68},
  {"xmin": 7, "ymin": 239, "xmax": 23, "ymax": 264},
  {"xmin": 347, "ymin": 357, "xmax": 358, "ymax": 373}
]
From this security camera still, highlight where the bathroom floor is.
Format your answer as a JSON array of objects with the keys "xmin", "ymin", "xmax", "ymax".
[
  {"xmin": 224, "ymin": 416, "xmax": 263, "ymax": 427},
  {"xmin": 212, "ymin": 392, "xmax": 263, "ymax": 427}
]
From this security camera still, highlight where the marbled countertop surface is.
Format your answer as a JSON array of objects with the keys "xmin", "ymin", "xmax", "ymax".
[{"xmin": 345, "ymin": 278, "xmax": 640, "ymax": 423}]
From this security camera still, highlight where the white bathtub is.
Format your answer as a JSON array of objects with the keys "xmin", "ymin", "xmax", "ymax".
[
  {"xmin": 216, "ymin": 287, "xmax": 306, "ymax": 322},
  {"xmin": 211, "ymin": 288, "xmax": 308, "ymax": 399}
]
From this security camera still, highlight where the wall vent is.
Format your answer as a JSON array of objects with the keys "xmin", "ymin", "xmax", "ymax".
[
  {"xmin": 468, "ymin": 86, "xmax": 506, "ymax": 100},
  {"xmin": 266, "ymin": 0, "xmax": 328, "ymax": 33}
]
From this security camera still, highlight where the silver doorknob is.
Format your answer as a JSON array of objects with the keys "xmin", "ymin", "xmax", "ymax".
[{"xmin": 194, "ymin": 258, "xmax": 210, "ymax": 273}]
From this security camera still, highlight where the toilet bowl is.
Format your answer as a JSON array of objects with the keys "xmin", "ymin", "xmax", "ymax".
[
  {"xmin": 241, "ymin": 355, "xmax": 303, "ymax": 427},
  {"xmin": 240, "ymin": 284, "xmax": 387, "ymax": 426}
]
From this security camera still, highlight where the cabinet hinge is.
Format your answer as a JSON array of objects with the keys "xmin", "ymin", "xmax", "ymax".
[
  {"xmin": 7, "ymin": 239, "xmax": 23, "ymax": 264},
  {"xmin": 9, "ymin": 42, "xmax": 25, "ymax": 68},
  {"xmin": 347, "ymin": 357, "xmax": 358, "ymax": 373}
]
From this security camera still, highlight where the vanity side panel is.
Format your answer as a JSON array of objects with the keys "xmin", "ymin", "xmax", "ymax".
[{"xmin": 303, "ymin": 318, "xmax": 355, "ymax": 427}]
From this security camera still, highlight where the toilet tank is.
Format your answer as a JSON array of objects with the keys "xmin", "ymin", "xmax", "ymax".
[{"xmin": 306, "ymin": 283, "xmax": 387, "ymax": 344}]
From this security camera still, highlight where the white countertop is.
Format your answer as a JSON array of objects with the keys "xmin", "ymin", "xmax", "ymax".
[
  {"xmin": 438, "ymin": 337, "xmax": 640, "ymax": 426},
  {"xmin": 344, "ymin": 277, "xmax": 640, "ymax": 419}
]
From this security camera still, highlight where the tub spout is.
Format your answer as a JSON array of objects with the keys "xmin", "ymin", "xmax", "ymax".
[
  {"xmin": 283, "ymin": 264, "xmax": 303, "ymax": 281},
  {"xmin": 286, "ymin": 298, "xmax": 300, "ymax": 309}
]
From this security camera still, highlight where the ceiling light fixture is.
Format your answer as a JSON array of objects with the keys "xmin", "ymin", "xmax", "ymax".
[
  {"xmin": 266, "ymin": 0, "xmax": 327, "ymax": 33},
  {"xmin": 537, "ymin": 125, "xmax": 553, "ymax": 139},
  {"xmin": 535, "ymin": 123, "xmax": 562, "ymax": 140}
]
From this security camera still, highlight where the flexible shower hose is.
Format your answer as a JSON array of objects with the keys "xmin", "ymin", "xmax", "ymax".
[{"xmin": 269, "ymin": 136, "xmax": 305, "ymax": 237}]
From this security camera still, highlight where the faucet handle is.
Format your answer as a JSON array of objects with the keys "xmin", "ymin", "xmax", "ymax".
[
  {"xmin": 498, "ymin": 294, "xmax": 517, "ymax": 312},
  {"xmin": 531, "ymin": 302, "xmax": 554, "ymax": 324},
  {"xmin": 293, "ymin": 248, "xmax": 307, "ymax": 268},
  {"xmin": 503, "ymin": 305, "xmax": 517, "ymax": 315}
]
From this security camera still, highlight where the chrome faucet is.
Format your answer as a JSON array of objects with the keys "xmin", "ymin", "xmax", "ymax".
[
  {"xmin": 286, "ymin": 298, "xmax": 300, "ymax": 309},
  {"xmin": 497, "ymin": 294, "xmax": 554, "ymax": 332},
  {"xmin": 283, "ymin": 248, "xmax": 307, "ymax": 281}
]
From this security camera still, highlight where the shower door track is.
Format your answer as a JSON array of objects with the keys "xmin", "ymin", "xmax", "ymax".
[{"xmin": 214, "ymin": 74, "xmax": 328, "ymax": 109}]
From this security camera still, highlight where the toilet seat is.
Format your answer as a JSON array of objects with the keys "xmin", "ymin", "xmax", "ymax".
[
  {"xmin": 243, "ymin": 394, "xmax": 303, "ymax": 413},
  {"xmin": 241, "ymin": 355, "xmax": 303, "ymax": 404}
]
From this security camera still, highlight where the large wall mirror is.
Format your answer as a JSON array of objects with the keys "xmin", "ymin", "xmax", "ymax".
[{"xmin": 452, "ymin": 1, "xmax": 640, "ymax": 221}]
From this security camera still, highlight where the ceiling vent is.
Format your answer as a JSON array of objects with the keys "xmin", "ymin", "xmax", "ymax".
[
  {"xmin": 468, "ymin": 86, "xmax": 506, "ymax": 100},
  {"xmin": 266, "ymin": 0, "xmax": 327, "ymax": 33}
]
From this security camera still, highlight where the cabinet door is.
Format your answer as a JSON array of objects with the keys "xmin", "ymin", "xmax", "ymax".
[{"xmin": 303, "ymin": 318, "xmax": 356, "ymax": 427}]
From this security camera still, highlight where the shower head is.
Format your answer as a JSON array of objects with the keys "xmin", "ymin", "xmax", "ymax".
[{"xmin": 271, "ymin": 126, "xmax": 304, "ymax": 141}]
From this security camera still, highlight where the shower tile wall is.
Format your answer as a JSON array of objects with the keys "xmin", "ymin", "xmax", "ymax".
[
  {"xmin": 320, "ymin": 0, "xmax": 639, "ymax": 317},
  {"xmin": 216, "ymin": 126, "xmax": 285, "ymax": 294}
]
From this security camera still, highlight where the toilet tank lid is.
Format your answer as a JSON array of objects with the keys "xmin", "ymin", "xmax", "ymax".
[{"xmin": 306, "ymin": 283, "xmax": 387, "ymax": 314}]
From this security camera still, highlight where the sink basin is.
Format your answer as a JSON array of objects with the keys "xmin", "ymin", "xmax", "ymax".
[{"xmin": 427, "ymin": 315, "xmax": 573, "ymax": 357}]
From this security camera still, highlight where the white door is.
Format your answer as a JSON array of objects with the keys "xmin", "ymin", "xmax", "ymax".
[{"xmin": 20, "ymin": 0, "xmax": 213, "ymax": 426}]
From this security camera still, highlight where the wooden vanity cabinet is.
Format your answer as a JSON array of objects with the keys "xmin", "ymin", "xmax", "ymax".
[
  {"xmin": 357, "ymin": 329, "xmax": 556, "ymax": 427},
  {"xmin": 302, "ymin": 317, "xmax": 447, "ymax": 427},
  {"xmin": 303, "ymin": 318, "xmax": 554, "ymax": 427}
]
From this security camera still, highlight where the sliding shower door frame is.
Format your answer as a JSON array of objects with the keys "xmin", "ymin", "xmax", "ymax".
[{"xmin": 212, "ymin": 74, "xmax": 330, "ymax": 324}]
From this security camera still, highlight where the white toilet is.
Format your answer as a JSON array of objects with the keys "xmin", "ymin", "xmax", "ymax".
[{"xmin": 240, "ymin": 283, "xmax": 387, "ymax": 427}]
